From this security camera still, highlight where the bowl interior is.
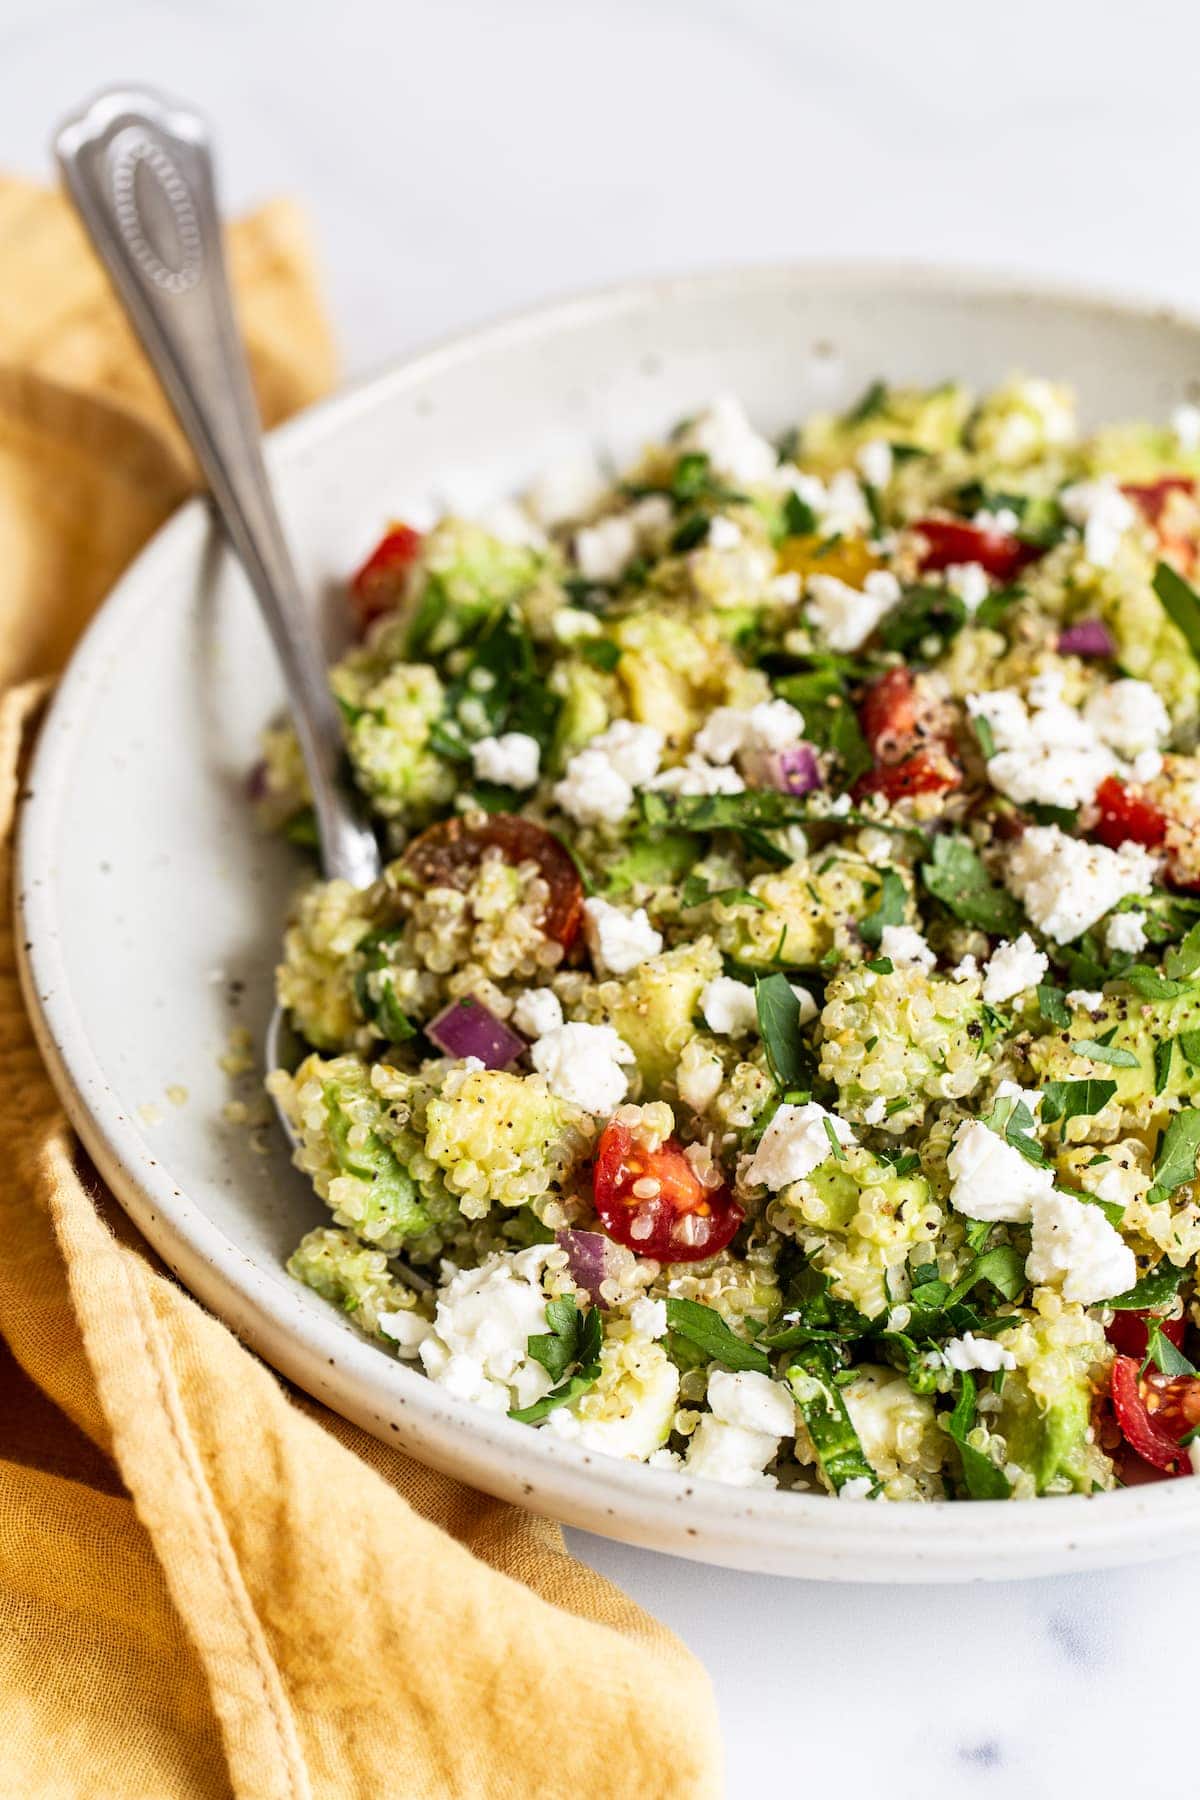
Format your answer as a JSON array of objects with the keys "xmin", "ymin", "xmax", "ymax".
[{"xmin": 19, "ymin": 266, "xmax": 1200, "ymax": 1580}]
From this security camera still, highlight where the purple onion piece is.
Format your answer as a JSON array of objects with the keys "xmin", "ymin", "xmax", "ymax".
[
  {"xmin": 741, "ymin": 741, "xmax": 824, "ymax": 796},
  {"xmin": 1057, "ymin": 618, "xmax": 1116, "ymax": 659},
  {"xmin": 245, "ymin": 758, "xmax": 269, "ymax": 803},
  {"xmin": 556, "ymin": 1229, "xmax": 619, "ymax": 1306},
  {"xmin": 426, "ymin": 996, "xmax": 525, "ymax": 1069}
]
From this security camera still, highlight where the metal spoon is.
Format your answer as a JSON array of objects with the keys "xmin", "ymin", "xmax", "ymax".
[{"xmin": 55, "ymin": 89, "xmax": 383, "ymax": 1159}]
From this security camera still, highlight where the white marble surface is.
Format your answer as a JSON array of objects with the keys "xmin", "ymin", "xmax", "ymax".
[{"xmin": 5, "ymin": 0, "xmax": 1200, "ymax": 1791}]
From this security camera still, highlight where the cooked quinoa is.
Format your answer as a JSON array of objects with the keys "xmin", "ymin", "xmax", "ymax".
[{"xmin": 264, "ymin": 379, "xmax": 1200, "ymax": 1500}]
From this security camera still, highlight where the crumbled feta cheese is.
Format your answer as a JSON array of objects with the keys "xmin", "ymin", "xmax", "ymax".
[
  {"xmin": 1131, "ymin": 748, "xmax": 1164, "ymax": 784},
  {"xmin": 547, "ymin": 1351, "xmax": 679, "ymax": 1460},
  {"xmin": 1173, "ymin": 402, "xmax": 1200, "ymax": 453},
  {"xmin": 820, "ymin": 470, "xmax": 874, "ymax": 537},
  {"xmin": 680, "ymin": 394, "xmax": 780, "ymax": 488},
  {"xmin": 966, "ymin": 686, "xmax": 1115, "ymax": 808},
  {"xmin": 648, "ymin": 755, "xmax": 746, "ymax": 797},
  {"xmin": 553, "ymin": 747, "xmax": 633, "ymax": 824},
  {"xmin": 590, "ymin": 719, "xmax": 665, "ymax": 787},
  {"xmin": 693, "ymin": 699, "xmax": 806, "ymax": 764},
  {"xmin": 525, "ymin": 450, "xmax": 608, "ymax": 528},
  {"xmin": 1025, "ymin": 1188, "xmax": 1136, "ymax": 1304},
  {"xmin": 879, "ymin": 923, "xmax": 936, "ymax": 973},
  {"xmin": 1083, "ymin": 678, "xmax": 1171, "ymax": 758},
  {"xmin": 707, "ymin": 1368, "xmax": 796, "ymax": 1437},
  {"xmin": 944, "ymin": 561, "xmax": 991, "ymax": 614},
  {"xmin": 419, "ymin": 1244, "xmax": 560, "ymax": 1412},
  {"xmin": 862, "ymin": 1097, "xmax": 888, "ymax": 1127},
  {"xmin": 1105, "ymin": 910, "xmax": 1148, "ymax": 955},
  {"xmin": 480, "ymin": 498, "xmax": 548, "ymax": 550},
  {"xmin": 838, "ymin": 1476, "xmax": 875, "ymax": 1502},
  {"xmin": 805, "ymin": 569, "xmax": 901, "ymax": 652},
  {"xmin": 376, "ymin": 1309, "xmax": 434, "ymax": 1359},
  {"xmin": 1059, "ymin": 477, "xmax": 1137, "ymax": 570},
  {"xmin": 630, "ymin": 1296, "xmax": 668, "ymax": 1340},
  {"xmin": 511, "ymin": 986, "xmax": 564, "ymax": 1040},
  {"xmin": 700, "ymin": 975, "xmax": 759, "ymax": 1037},
  {"xmin": 706, "ymin": 515, "xmax": 743, "ymax": 550},
  {"xmin": 791, "ymin": 983, "xmax": 819, "ymax": 1024},
  {"xmin": 951, "ymin": 954, "xmax": 980, "ymax": 982},
  {"xmin": 942, "ymin": 1333, "xmax": 1017, "ymax": 1374},
  {"xmin": 583, "ymin": 897, "xmax": 663, "ymax": 975},
  {"xmin": 1005, "ymin": 825, "xmax": 1156, "ymax": 943},
  {"xmin": 981, "ymin": 933, "xmax": 1048, "ymax": 1006},
  {"xmin": 973, "ymin": 506, "xmax": 1022, "ymax": 536},
  {"xmin": 947, "ymin": 1119, "xmax": 1055, "ymax": 1223},
  {"xmin": 574, "ymin": 513, "xmax": 637, "ymax": 582},
  {"xmin": 769, "ymin": 570, "xmax": 803, "ymax": 603},
  {"xmin": 745, "ymin": 1101, "xmax": 855, "ymax": 1191},
  {"xmin": 470, "ymin": 730, "xmax": 540, "ymax": 789},
  {"xmin": 551, "ymin": 607, "xmax": 602, "ymax": 643},
  {"xmin": 530, "ymin": 1023, "xmax": 635, "ymax": 1113},
  {"xmin": 675, "ymin": 1039, "xmax": 725, "ymax": 1113},
  {"xmin": 1066, "ymin": 989, "xmax": 1105, "ymax": 1013},
  {"xmin": 684, "ymin": 1416, "xmax": 782, "ymax": 1488},
  {"xmin": 856, "ymin": 439, "xmax": 894, "ymax": 491}
]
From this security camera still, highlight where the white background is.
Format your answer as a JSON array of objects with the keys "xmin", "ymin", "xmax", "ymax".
[{"xmin": 4, "ymin": 2, "xmax": 1198, "ymax": 1793}]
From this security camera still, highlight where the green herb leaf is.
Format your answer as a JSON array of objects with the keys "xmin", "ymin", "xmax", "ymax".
[
  {"xmin": 577, "ymin": 637, "xmax": 622, "ymax": 672},
  {"xmin": 1037, "ymin": 984, "xmax": 1071, "ymax": 1029},
  {"xmin": 947, "ymin": 1371, "xmax": 1013, "ymax": 1500},
  {"xmin": 921, "ymin": 835, "xmax": 1024, "ymax": 934},
  {"xmin": 785, "ymin": 1346, "xmax": 877, "ymax": 1494},
  {"xmin": 1153, "ymin": 560, "xmax": 1200, "ymax": 661},
  {"xmin": 1165, "ymin": 919, "xmax": 1200, "ymax": 980},
  {"xmin": 878, "ymin": 586, "xmax": 966, "ymax": 657},
  {"xmin": 1040, "ymin": 1079, "xmax": 1117, "ymax": 1126},
  {"xmin": 1142, "ymin": 1322, "xmax": 1196, "ymax": 1379},
  {"xmin": 1108, "ymin": 1261, "xmax": 1188, "ymax": 1311},
  {"xmin": 783, "ymin": 490, "xmax": 818, "ymax": 536},
  {"xmin": 755, "ymin": 972, "xmax": 813, "ymax": 1093},
  {"xmin": 1124, "ymin": 966, "xmax": 1194, "ymax": 1000},
  {"xmin": 510, "ymin": 1297, "xmax": 603, "ymax": 1421},
  {"xmin": 1154, "ymin": 1038, "xmax": 1175, "ymax": 1095},
  {"xmin": 946, "ymin": 1245, "xmax": 1027, "ymax": 1307},
  {"xmin": 859, "ymin": 868, "xmax": 908, "ymax": 948},
  {"xmin": 1070, "ymin": 1037, "xmax": 1140, "ymax": 1069},
  {"xmin": 1149, "ymin": 1107, "xmax": 1200, "ymax": 1200},
  {"xmin": 679, "ymin": 874, "xmax": 768, "ymax": 911},
  {"xmin": 670, "ymin": 512, "xmax": 710, "ymax": 553},
  {"xmin": 664, "ymin": 1298, "xmax": 771, "ymax": 1375}
]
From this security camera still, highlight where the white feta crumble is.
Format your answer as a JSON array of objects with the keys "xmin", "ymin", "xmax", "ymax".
[
  {"xmin": 1025, "ymin": 1188, "xmax": 1136, "ymax": 1305},
  {"xmin": 966, "ymin": 686, "xmax": 1115, "ymax": 808},
  {"xmin": 1105, "ymin": 910, "xmax": 1148, "ymax": 955},
  {"xmin": 684, "ymin": 1369, "xmax": 796, "ymax": 1489},
  {"xmin": 590, "ymin": 719, "xmax": 665, "ymax": 786},
  {"xmin": 693, "ymin": 698, "xmax": 806, "ymax": 764},
  {"xmin": 862, "ymin": 1097, "xmax": 888, "ymax": 1127},
  {"xmin": 480, "ymin": 498, "xmax": 548, "ymax": 550},
  {"xmin": 856, "ymin": 438, "xmax": 894, "ymax": 491},
  {"xmin": 551, "ymin": 607, "xmax": 602, "ymax": 643},
  {"xmin": 973, "ymin": 506, "xmax": 1022, "ymax": 536},
  {"xmin": 573, "ymin": 513, "xmax": 636, "ymax": 583},
  {"xmin": 879, "ymin": 923, "xmax": 936, "ymax": 974},
  {"xmin": 552, "ymin": 720, "xmax": 664, "ymax": 824},
  {"xmin": 981, "ymin": 934, "xmax": 1049, "ymax": 1006},
  {"xmin": 707, "ymin": 1368, "xmax": 796, "ymax": 1437},
  {"xmin": 1059, "ymin": 477, "xmax": 1137, "ymax": 570},
  {"xmin": 946, "ymin": 1119, "xmax": 1055, "ymax": 1223},
  {"xmin": 675, "ymin": 1040, "xmax": 725, "ymax": 1113},
  {"xmin": 791, "ymin": 983, "xmax": 819, "ymax": 1024},
  {"xmin": 376, "ymin": 1308, "xmax": 434, "ymax": 1359},
  {"xmin": 1083, "ymin": 678, "xmax": 1172, "ymax": 759},
  {"xmin": 951, "ymin": 953, "xmax": 980, "ymax": 982},
  {"xmin": 648, "ymin": 755, "xmax": 745, "ymax": 797},
  {"xmin": 1005, "ymin": 825, "xmax": 1156, "ymax": 943},
  {"xmin": 744, "ymin": 1101, "xmax": 855, "ymax": 1191},
  {"xmin": 630, "ymin": 1296, "xmax": 668, "ymax": 1340},
  {"xmin": 583, "ymin": 897, "xmax": 663, "ymax": 975},
  {"xmin": 525, "ymin": 450, "xmax": 608, "ymax": 528},
  {"xmin": 511, "ymin": 986, "xmax": 564, "ymax": 1040},
  {"xmin": 470, "ymin": 730, "xmax": 540, "ymax": 789},
  {"xmin": 680, "ymin": 394, "xmax": 780, "ymax": 488},
  {"xmin": 1131, "ymin": 748, "xmax": 1164, "ymax": 784},
  {"xmin": 706, "ymin": 514, "xmax": 743, "ymax": 551},
  {"xmin": 418, "ymin": 1244, "xmax": 560, "ymax": 1412},
  {"xmin": 942, "ymin": 1333, "xmax": 1017, "ymax": 1374},
  {"xmin": 530, "ymin": 1022, "xmax": 635, "ymax": 1114},
  {"xmin": 1173, "ymin": 402, "xmax": 1200, "ymax": 453},
  {"xmin": 944, "ymin": 561, "xmax": 991, "ymax": 614},
  {"xmin": 1066, "ymin": 988, "xmax": 1105, "ymax": 1013},
  {"xmin": 768, "ymin": 570, "xmax": 803, "ymax": 604},
  {"xmin": 805, "ymin": 569, "xmax": 901, "ymax": 651},
  {"xmin": 838, "ymin": 1476, "xmax": 876, "ymax": 1502},
  {"xmin": 700, "ymin": 975, "xmax": 759, "ymax": 1037}
]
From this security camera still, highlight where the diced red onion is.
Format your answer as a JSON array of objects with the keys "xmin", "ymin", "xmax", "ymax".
[
  {"xmin": 741, "ymin": 742, "xmax": 824, "ymax": 795},
  {"xmin": 556, "ymin": 1229, "xmax": 622, "ymax": 1305},
  {"xmin": 1057, "ymin": 619, "xmax": 1115, "ymax": 659},
  {"xmin": 245, "ymin": 759, "xmax": 269, "ymax": 803},
  {"xmin": 426, "ymin": 996, "xmax": 525, "ymax": 1069}
]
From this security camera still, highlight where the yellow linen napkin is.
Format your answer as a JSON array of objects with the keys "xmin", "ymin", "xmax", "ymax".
[{"xmin": 0, "ymin": 177, "xmax": 722, "ymax": 1800}]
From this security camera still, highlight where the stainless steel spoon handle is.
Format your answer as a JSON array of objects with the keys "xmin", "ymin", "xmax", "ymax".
[{"xmin": 55, "ymin": 87, "xmax": 381, "ymax": 889}]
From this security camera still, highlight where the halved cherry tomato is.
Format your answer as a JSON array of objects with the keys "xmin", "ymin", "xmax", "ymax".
[
  {"xmin": 853, "ymin": 744, "xmax": 962, "ymax": 805},
  {"xmin": 1122, "ymin": 476, "xmax": 1194, "ymax": 526},
  {"xmin": 1106, "ymin": 1309, "xmax": 1187, "ymax": 1360},
  {"xmin": 1110, "ymin": 1355, "xmax": 1200, "ymax": 1476},
  {"xmin": 859, "ymin": 667, "xmax": 919, "ymax": 761},
  {"xmin": 350, "ymin": 524, "xmax": 423, "ymax": 632},
  {"xmin": 591, "ymin": 1121, "xmax": 743, "ymax": 1263},
  {"xmin": 403, "ymin": 815, "xmax": 584, "ymax": 948},
  {"xmin": 1092, "ymin": 774, "xmax": 1168, "ymax": 851},
  {"xmin": 913, "ymin": 516, "xmax": 1035, "ymax": 582}
]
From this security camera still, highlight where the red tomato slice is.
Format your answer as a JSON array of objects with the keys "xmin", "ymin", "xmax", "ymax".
[
  {"xmin": 853, "ymin": 744, "xmax": 962, "ymax": 806},
  {"xmin": 1092, "ymin": 774, "xmax": 1168, "ymax": 851},
  {"xmin": 1110, "ymin": 1355, "xmax": 1200, "ymax": 1476},
  {"xmin": 859, "ymin": 667, "xmax": 919, "ymax": 761},
  {"xmin": 592, "ymin": 1121, "xmax": 743, "ymax": 1263},
  {"xmin": 350, "ymin": 524, "xmax": 423, "ymax": 632},
  {"xmin": 913, "ymin": 516, "xmax": 1035, "ymax": 582},
  {"xmin": 1106, "ymin": 1309, "xmax": 1187, "ymax": 1360},
  {"xmin": 1122, "ymin": 476, "xmax": 1194, "ymax": 526},
  {"xmin": 404, "ymin": 815, "xmax": 584, "ymax": 948}
]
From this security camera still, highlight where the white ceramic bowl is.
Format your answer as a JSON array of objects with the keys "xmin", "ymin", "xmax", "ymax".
[{"xmin": 17, "ymin": 265, "xmax": 1200, "ymax": 1581}]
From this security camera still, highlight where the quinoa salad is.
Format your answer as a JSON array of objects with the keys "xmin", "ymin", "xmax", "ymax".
[{"xmin": 260, "ymin": 377, "xmax": 1200, "ymax": 1502}]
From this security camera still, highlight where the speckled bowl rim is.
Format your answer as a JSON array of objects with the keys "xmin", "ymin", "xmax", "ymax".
[{"xmin": 16, "ymin": 261, "xmax": 1200, "ymax": 1581}]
